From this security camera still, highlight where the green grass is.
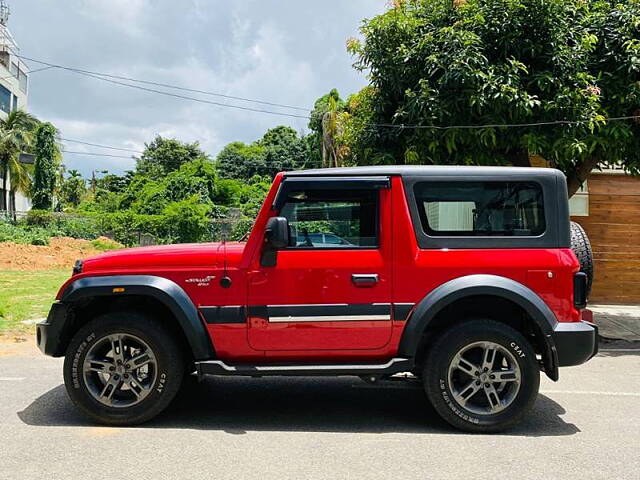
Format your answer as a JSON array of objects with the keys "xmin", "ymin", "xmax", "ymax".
[{"xmin": 0, "ymin": 270, "xmax": 71, "ymax": 334}]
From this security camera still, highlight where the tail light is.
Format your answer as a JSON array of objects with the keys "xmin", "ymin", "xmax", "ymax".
[{"xmin": 573, "ymin": 272, "xmax": 588, "ymax": 309}]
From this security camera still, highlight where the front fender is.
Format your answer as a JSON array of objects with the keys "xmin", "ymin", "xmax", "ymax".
[
  {"xmin": 398, "ymin": 274, "xmax": 559, "ymax": 379},
  {"xmin": 59, "ymin": 275, "xmax": 215, "ymax": 360}
]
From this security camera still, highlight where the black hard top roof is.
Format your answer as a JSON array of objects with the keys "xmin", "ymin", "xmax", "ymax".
[{"xmin": 284, "ymin": 165, "xmax": 564, "ymax": 179}]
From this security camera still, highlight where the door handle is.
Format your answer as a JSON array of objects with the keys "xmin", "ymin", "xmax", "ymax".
[{"xmin": 351, "ymin": 274, "xmax": 379, "ymax": 287}]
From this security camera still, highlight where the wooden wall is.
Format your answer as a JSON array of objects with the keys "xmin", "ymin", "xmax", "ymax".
[{"xmin": 572, "ymin": 174, "xmax": 640, "ymax": 304}]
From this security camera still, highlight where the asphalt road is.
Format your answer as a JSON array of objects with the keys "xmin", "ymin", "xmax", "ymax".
[{"xmin": 1, "ymin": 344, "xmax": 639, "ymax": 480}]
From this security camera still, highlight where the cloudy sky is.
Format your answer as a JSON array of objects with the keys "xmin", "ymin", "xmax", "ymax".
[{"xmin": 9, "ymin": 0, "xmax": 386, "ymax": 176}]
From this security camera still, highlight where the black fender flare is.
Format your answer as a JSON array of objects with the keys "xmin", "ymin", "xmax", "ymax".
[
  {"xmin": 61, "ymin": 275, "xmax": 215, "ymax": 360},
  {"xmin": 398, "ymin": 274, "xmax": 559, "ymax": 380}
]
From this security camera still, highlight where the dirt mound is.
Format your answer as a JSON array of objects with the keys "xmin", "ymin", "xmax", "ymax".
[{"xmin": 0, "ymin": 237, "xmax": 103, "ymax": 271}]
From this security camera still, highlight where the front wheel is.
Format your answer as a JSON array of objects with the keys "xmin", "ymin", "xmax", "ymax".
[
  {"xmin": 63, "ymin": 312, "xmax": 184, "ymax": 425},
  {"xmin": 423, "ymin": 319, "xmax": 540, "ymax": 433}
]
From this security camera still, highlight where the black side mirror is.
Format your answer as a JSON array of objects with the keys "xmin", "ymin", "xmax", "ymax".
[
  {"xmin": 262, "ymin": 217, "xmax": 289, "ymax": 266},
  {"xmin": 265, "ymin": 216, "xmax": 289, "ymax": 248}
]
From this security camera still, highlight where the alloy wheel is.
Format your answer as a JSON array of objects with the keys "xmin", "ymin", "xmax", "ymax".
[
  {"xmin": 447, "ymin": 341, "xmax": 522, "ymax": 415},
  {"xmin": 82, "ymin": 333, "xmax": 157, "ymax": 408}
]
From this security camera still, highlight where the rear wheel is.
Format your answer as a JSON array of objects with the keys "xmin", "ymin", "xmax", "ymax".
[
  {"xmin": 63, "ymin": 312, "xmax": 184, "ymax": 425},
  {"xmin": 423, "ymin": 319, "xmax": 540, "ymax": 433}
]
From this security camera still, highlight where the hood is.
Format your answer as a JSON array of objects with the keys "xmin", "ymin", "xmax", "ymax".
[{"xmin": 82, "ymin": 242, "xmax": 247, "ymax": 272}]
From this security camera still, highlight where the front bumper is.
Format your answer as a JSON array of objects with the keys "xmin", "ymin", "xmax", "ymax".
[
  {"xmin": 552, "ymin": 320, "xmax": 598, "ymax": 367},
  {"xmin": 36, "ymin": 302, "xmax": 70, "ymax": 357}
]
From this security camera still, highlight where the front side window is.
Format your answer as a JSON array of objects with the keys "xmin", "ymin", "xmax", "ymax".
[
  {"xmin": 415, "ymin": 181, "xmax": 545, "ymax": 236},
  {"xmin": 279, "ymin": 189, "xmax": 378, "ymax": 248}
]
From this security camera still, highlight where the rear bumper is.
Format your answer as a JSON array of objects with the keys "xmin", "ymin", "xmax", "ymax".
[
  {"xmin": 552, "ymin": 320, "xmax": 598, "ymax": 367},
  {"xmin": 36, "ymin": 302, "xmax": 70, "ymax": 357}
]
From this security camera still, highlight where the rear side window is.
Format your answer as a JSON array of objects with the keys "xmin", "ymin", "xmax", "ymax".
[
  {"xmin": 414, "ymin": 181, "xmax": 545, "ymax": 236},
  {"xmin": 279, "ymin": 189, "xmax": 378, "ymax": 248}
]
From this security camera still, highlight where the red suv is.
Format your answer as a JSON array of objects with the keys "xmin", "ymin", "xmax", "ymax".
[{"xmin": 37, "ymin": 166, "xmax": 597, "ymax": 432}]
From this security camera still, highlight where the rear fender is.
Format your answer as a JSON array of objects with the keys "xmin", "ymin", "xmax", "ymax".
[{"xmin": 398, "ymin": 274, "xmax": 559, "ymax": 380}]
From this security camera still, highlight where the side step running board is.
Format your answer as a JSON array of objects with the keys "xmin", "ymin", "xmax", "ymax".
[{"xmin": 195, "ymin": 357, "xmax": 413, "ymax": 378}]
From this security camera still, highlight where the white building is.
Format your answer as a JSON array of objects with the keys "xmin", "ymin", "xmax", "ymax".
[{"xmin": 0, "ymin": 1, "xmax": 30, "ymax": 212}]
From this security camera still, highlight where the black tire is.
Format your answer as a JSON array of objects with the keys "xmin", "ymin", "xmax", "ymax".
[
  {"xmin": 63, "ymin": 312, "xmax": 184, "ymax": 425},
  {"xmin": 423, "ymin": 319, "xmax": 540, "ymax": 433},
  {"xmin": 570, "ymin": 221, "xmax": 594, "ymax": 297}
]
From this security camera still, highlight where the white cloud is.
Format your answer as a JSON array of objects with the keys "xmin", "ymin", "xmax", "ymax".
[
  {"xmin": 75, "ymin": 0, "xmax": 150, "ymax": 35},
  {"xmin": 10, "ymin": 0, "xmax": 387, "ymax": 177}
]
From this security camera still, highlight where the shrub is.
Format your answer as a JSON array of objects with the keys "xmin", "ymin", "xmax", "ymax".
[
  {"xmin": 91, "ymin": 237, "xmax": 123, "ymax": 251},
  {"xmin": 30, "ymin": 235, "xmax": 49, "ymax": 246},
  {"xmin": 161, "ymin": 196, "xmax": 212, "ymax": 243},
  {"xmin": 88, "ymin": 211, "xmax": 165, "ymax": 247},
  {"xmin": 0, "ymin": 221, "xmax": 50, "ymax": 245},
  {"xmin": 53, "ymin": 216, "xmax": 100, "ymax": 239},
  {"xmin": 231, "ymin": 219, "xmax": 254, "ymax": 241},
  {"xmin": 25, "ymin": 209, "xmax": 54, "ymax": 227}
]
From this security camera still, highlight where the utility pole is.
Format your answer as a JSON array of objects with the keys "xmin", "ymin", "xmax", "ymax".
[{"xmin": 91, "ymin": 169, "xmax": 108, "ymax": 194}]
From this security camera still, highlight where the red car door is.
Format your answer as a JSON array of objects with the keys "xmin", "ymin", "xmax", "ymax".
[{"xmin": 247, "ymin": 178, "xmax": 393, "ymax": 354}]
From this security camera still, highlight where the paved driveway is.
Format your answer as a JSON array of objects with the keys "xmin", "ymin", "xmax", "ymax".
[{"xmin": 1, "ymin": 344, "xmax": 639, "ymax": 480}]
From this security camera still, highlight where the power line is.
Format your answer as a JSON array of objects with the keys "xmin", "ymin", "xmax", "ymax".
[
  {"xmin": 73, "ymin": 68, "xmax": 311, "ymax": 120},
  {"xmin": 0, "ymin": 65, "xmax": 55, "ymax": 82},
  {"xmin": 18, "ymin": 54, "xmax": 310, "ymax": 112},
  {"xmin": 20, "ymin": 55, "xmax": 640, "ymax": 130},
  {"xmin": 61, "ymin": 137, "xmax": 143, "ymax": 154},
  {"xmin": 62, "ymin": 150, "xmax": 135, "ymax": 159},
  {"xmin": 60, "ymin": 148, "xmax": 324, "ymax": 166},
  {"xmin": 364, "ymin": 115, "xmax": 640, "ymax": 130},
  {"xmin": 27, "ymin": 65, "xmax": 57, "ymax": 74}
]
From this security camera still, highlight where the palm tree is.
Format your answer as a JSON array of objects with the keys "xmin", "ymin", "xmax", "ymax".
[
  {"xmin": 0, "ymin": 110, "xmax": 39, "ymax": 211},
  {"xmin": 321, "ymin": 96, "xmax": 344, "ymax": 168}
]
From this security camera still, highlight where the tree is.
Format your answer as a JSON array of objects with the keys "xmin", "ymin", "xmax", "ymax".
[
  {"xmin": 347, "ymin": 0, "xmax": 640, "ymax": 195},
  {"xmin": 136, "ymin": 136, "xmax": 209, "ymax": 179},
  {"xmin": 308, "ymin": 89, "xmax": 349, "ymax": 167},
  {"xmin": 342, "ymin": 86, "xmax": 395, "ymax": 165},
  {"xmin": 60, "ymin": 169, "xmax": 86, "ymax": 208},
  {"xmin": 162, "ymin": 195, "xmax": 212, "ymax": 243},
  {"xmin": 217, "ymin": 175, "xmax": 272, "ymax": 217},
  {"xmin": 260, "ymin": 126, "xmax": 307, "ymax": 172},
  {"xmin": 0, "ymin": 110, "xmax": 38, "ymax": 210},
  {"xmin": 32, "ymin": 122, "xmax": 60, "ymax": 210},
  {"xmin": 215, "ymin": 141, "xmax": 266, "ymax": 180},
  {"xmin": 216, "ymin": 126, "xmax": 307, "ymax": 179},
  {"xmin": 95, "ymin": 173, "xmax": 130, "ymax": 193}
]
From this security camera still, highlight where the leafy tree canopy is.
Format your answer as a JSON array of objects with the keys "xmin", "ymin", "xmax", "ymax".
[
  {"xmin": 307, "ymin": 89, "xmax": 350, "ymax": 167},
  {"xmin": 60, "ymin": 169, "xmax": 86, "ymax": 208},
  {"xmin": 136, "ymin": 135, "xmax": 210, "ymax": 180},
  {"xmin": 124, "ymin": 158, "xmax": 218, "ymax": 215},
  {"xmin": 0, "ymin": 110, "xmax": 39, "ymax": 208},
  {"xmin": 215, "ymin": 141, "xmax": 267, "ymax": 180},
  {"xmin": 308, "ymin": 89, "xmax": 346, "ymax": 135},
  {"xmin": 32, "ymin": 122, "xmax": 60, "ymax": 210},
  {"xmin": 96, "ymin": 173, "xmax": 131, "ymax": 194},
  {"xmin": 347, "ymin": 0, "xmax": 640, "ymax": 194},
  {"xmin": 216, "ymin": 126, "xmax": 309, "ymax": 179}
]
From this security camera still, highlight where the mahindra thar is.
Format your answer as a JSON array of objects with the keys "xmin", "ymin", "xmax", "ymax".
[{"xmin": 37, "ymin": 166, "xmax": 597, "ymax": 432}]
